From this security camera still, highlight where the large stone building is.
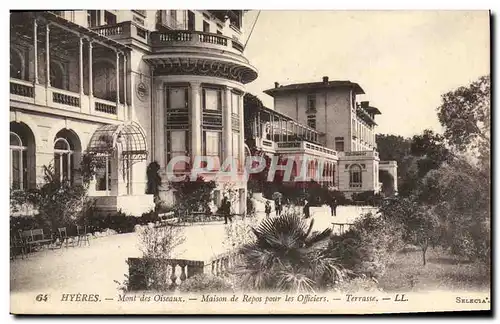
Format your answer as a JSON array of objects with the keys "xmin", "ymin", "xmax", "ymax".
[
  {"xmin": 248, "ymin": 77, "xmax": 398, "ymax": 195},
  {"xmin": 10, "ymin": 10, "xmax": 257, "ymax": 215}
]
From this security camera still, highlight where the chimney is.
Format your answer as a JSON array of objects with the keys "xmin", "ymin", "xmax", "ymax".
[
  {"xmin": 322, "ymin": 76, "xmax": 329, "ymax": 84},
  {"xmin": 361, "ymin": 101, "xmax": 369, "ymax": 108},
  {"xmin": 274, "ymin": 82, "xmax": 280, "ymax": 88}
]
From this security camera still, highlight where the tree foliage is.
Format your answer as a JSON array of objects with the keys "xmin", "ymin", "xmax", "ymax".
[
  {"xmin": 10, "ymin": 164, "xmax": 88, "ymax": 232},
  {"xmin": 146, "ymin": 161, "xmax": 162, "ymax": 198},
  {"xmin": 380, "ymin": 197, "xmax": 440, "ymax": 265},
  {"xmin": 437, "ymin": 75, "xmax": 490, "ymax": 158},
  {"xmin": 168, "ymin": 175, "xmax": 216, "ymax": 217},
  {"xmin": 416, "ymin": 159, "xmax": 490, "ymax": 262},
  {"xmin": 376, "ymin": 134, "xmax": 411, "ymax": 162}
]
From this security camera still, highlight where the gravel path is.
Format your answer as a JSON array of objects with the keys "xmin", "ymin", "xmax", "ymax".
[{"xmin": 10, "ymin": 203, "xmax": 375, "ymax": 298}]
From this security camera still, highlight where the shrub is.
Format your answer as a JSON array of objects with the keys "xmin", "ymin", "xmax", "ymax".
[
  {"xmin": 178, "ymin": 274, "xmax": 233, "ymax": 293},
  {"xmin": 10, "ymin": 165, "xmax": 87, "ymax": 232},
  {"xmin": 235, "ymin": 212, "xmax": 348, "ymax": 292},
  {"xmin": 138, "ymin": 224, "xmax": 185, "ymax": 259},
  {"xmin": 329, "ymin": 213, "xmax": 404, "ymax": 279}
]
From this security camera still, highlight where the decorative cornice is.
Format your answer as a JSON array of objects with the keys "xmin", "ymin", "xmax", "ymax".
[{"xmin": 146, "ymin": 56, "xmax": 257, "ymax": 84}]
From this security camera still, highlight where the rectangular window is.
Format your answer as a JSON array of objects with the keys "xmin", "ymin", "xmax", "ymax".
[
  {"xmin": 188, "ymin": 11, "xmax": 195, "ymax": 30},
  {"xmin": 231, "ymin": 92, "xmax": 240, "ymax": 115},
  {"xmin": 307, "ymin": 115, "xmax": 316, "ymax": 129},
  {"xmin": 166, "ymin": 87, "xmax": 188, "ymax": 110},
  {"xmin": 307, "ymin": 94, "xmax": 316, "ymax": 111},
  {"xmin": 202, "ymin": 88, "xmax": 222, "ymax": 110},
  {"xmin": 96, "ymin": 157, "xmax": 112, "ymax": 191},
  {"xmin": 335, "ymin": 137, "xmax": 344, "ymax": 152},
  {"xmin": 203, "ymin": 131, "xmax": 222, "ymax": 168},
  {"xmin": 104, "ymin": 11, "xmax": 116, "ymax": 25},
  {"xmin": 232, "ymin": 132, "xmax": 240, "ymax": 167},
  {"xmin": 88, "ymin": 10, "xmax": 100, "ymax": 27},
  {"xmin": 203, "ymin": 21, "xmax": 210, "ymax": 33},
  {"xmin": 217, "ymin": 30, "xmax": 223, "ymax": 35},
  {"xmin": 166, "ymin": 130, "xmax": 188, "ymax": 165}
]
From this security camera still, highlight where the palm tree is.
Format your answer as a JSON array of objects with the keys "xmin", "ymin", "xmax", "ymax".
[{"xmin": 235, "ymin": 212, "xmax": 347, "ymax": 292}]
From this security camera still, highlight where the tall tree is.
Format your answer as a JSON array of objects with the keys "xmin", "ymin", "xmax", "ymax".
[
  {"xmin": 376, "ymin": 134, "xmax": 411, "ymax": 162},
  {"xmin": 411, "ymin": 129, "xmax": 452, "ymax": 177},
  {"xmin": 437, "ymin": 74, "xmax": 490, "ymax": 165}
]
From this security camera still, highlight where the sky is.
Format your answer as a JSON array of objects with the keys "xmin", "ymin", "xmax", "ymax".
[{"xmin": 241, "ymin": 11, "xmax": 490, "ymax": 138}]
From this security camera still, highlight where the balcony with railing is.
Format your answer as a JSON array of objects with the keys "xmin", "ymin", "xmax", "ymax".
[
  {"xmin": 149, "ymin": 30, "xmax": 245, "ymax": 55},
  {"xmin": 10, "ymin": 78, "xmax": 126, "ymax": 121},
  {"xmin": 10, "ymin": 12, "xmax": 129, "ymax": 121},
  {"xmin": 92, "ymin": 21, "xmax": 149, "ymax": 44},
  {"xmin": 276, "ymin": 140, "xmax": 338, "ymax": 160},
  {"xmin": 338, "ymin": 150, "xmax": 379, "ymax": 160}
]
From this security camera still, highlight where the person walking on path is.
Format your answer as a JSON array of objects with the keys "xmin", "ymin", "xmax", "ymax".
[
  {"xmin": 265, "ymin": 201, "xmax": 272, "ymax": 218},
  {"xmin": 329, "ymin": 196, "xmax": 337, "ymax": 217},
  {"xmin": 274, "ymin": 197, "xmax": 283, "ymax": 217},
  {"xmin": 221, "ymin": 196, "xmax": 232, "ymax": 224},
  {"xmin": 303, "ymin": 199, "xmax": 311, "ymax": 219}
]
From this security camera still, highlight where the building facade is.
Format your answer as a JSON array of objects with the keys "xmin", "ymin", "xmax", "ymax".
[
  {"xmin": 248, "ymin": 77, "xmax": 398, "ymax": 195},
  {"xmin": 10, "ymin": 10, "xmax": 257, "ymax": 215}
]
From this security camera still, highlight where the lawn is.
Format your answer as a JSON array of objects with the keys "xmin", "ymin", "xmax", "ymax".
[{"xmin": 378, "ymin": 247, "xmax": 490, "ymax": 292}]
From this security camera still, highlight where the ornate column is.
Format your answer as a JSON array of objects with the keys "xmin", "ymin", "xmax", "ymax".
[
  {"xmin": 88, "ymin": 41, "xmax": 93, "ymax": 97},
  {"xmin": 88, "ymin": 40, "xmax": 93, "ymax": 113},
  {"xmin": 79, "ymin": 37, "xmax": 84, "ymax": 97},
  {"xmin": 223, "ymin": 86, "xmax": 232, "ymax": 163},
  {"xmin": 278, "ymin": 117, "xmax": 283, "ymax": 142},
  {"xmin": 116, "ymin": 51, "xmax": 120, "ymax": 107},
  {"xmin": 257, "ymin": 111, "xmax": 261, "ymax": 138},
  {"xmin": 190, "ymin": 82, "xmax": 202, "ymax": 160},
  {"xmin": 123, "ymin": 54, "xmax": 128, "ymax": 120},
  {"xmin": 45, "ymin": 24, "xmax": 50, "ymax": 87},
  {"xmin": 33, "ymin": 19, "xmax": 38, "ymax": 84},
  {"xmin": 238, "ymin": 94, "xmax": 245, "ymax": 172}
]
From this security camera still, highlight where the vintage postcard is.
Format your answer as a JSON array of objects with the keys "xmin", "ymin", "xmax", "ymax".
[{"xmin": 9, "ymin": 10, "xmax": 490, "ymax": 315}]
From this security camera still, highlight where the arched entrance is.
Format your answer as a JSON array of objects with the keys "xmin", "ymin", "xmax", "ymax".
[
  {"xmin": 87, "ymin": 122, "xmax": 148, "ymax": 196},
  {"xmin": 10, "ymin": 122, "xmax": 36, "ymax": 189},
  {"xmin": 53, "ymin": 129, "xmax": 82, "ymax": 184}
]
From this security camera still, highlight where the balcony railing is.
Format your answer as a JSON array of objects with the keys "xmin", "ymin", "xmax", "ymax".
[
  {"xmin": 10, "ymin": 77, "xmax": 126, "ymax": 121},
  {"xmin": 94, "ymin": 98, "xmax": 117, "ymax": 115},
  {"xmin": 276, "ymin": 140, "xmax": 338, "ymax": 158},
  {"xmin": 10, "ymin": 79, "xmax": 34, "ymax": 98},
  {"xmin": 340, "ymin": 150, "xmax": 379, "ymax": 158},
  {"xmin": 150, "ymin": 30, "xmax": 245, "ymax": 54},
  {"xmin": 92, "ymin": 21, "xmax": 148, "ymax": 43},
  {"xmin": 52, "ymin": 89, "xmax": 80, "ymax": 107}
]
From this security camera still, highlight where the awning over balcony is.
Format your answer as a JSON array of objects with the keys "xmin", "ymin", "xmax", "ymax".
[{"xmin": 87, "ymin": 122, "xmax": 148, "ymax": 161}]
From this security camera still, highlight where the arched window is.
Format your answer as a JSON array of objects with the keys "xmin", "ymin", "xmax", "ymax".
[
  {"xmin": 50, "ymin": 60, "xmax": 67, "ymax": 90},
  {"xmin": 349, "ymin": 164, "xmax": 362, "ymax": 188},
  {"xmin": 54, "ymin": 137, "xmax": 74, "ymax": 183},
  {"xmin": 10, "ymin": 49, "xmax": 24, "ymax": 80},
  {"xmin": 93, "ymin": 60, "xmax": 117, "ymax": 101},
  {"xmin": 10, "ymin": 131, "xmax": 28, "ymax": 189}
]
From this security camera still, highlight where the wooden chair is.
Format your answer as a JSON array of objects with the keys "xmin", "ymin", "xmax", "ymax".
[
  {"xmin": 55, "ymin": 227, "xmax": 74, "ymax": 249},
  {"xmin": 76, "ymin": 225, "xmax": 90, "ymax": 246},
  {"xmin": 19, "ymin": 229, "xmax": 53, "ymax": 253},
  {"xmin": 10, "ymin": 232, "xmax": 27, "ymax": 260}
]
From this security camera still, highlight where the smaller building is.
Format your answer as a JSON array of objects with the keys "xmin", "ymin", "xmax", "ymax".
[{"xmin": 247, "ymin": 77, "xmax": 398, "ymax": 195}]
